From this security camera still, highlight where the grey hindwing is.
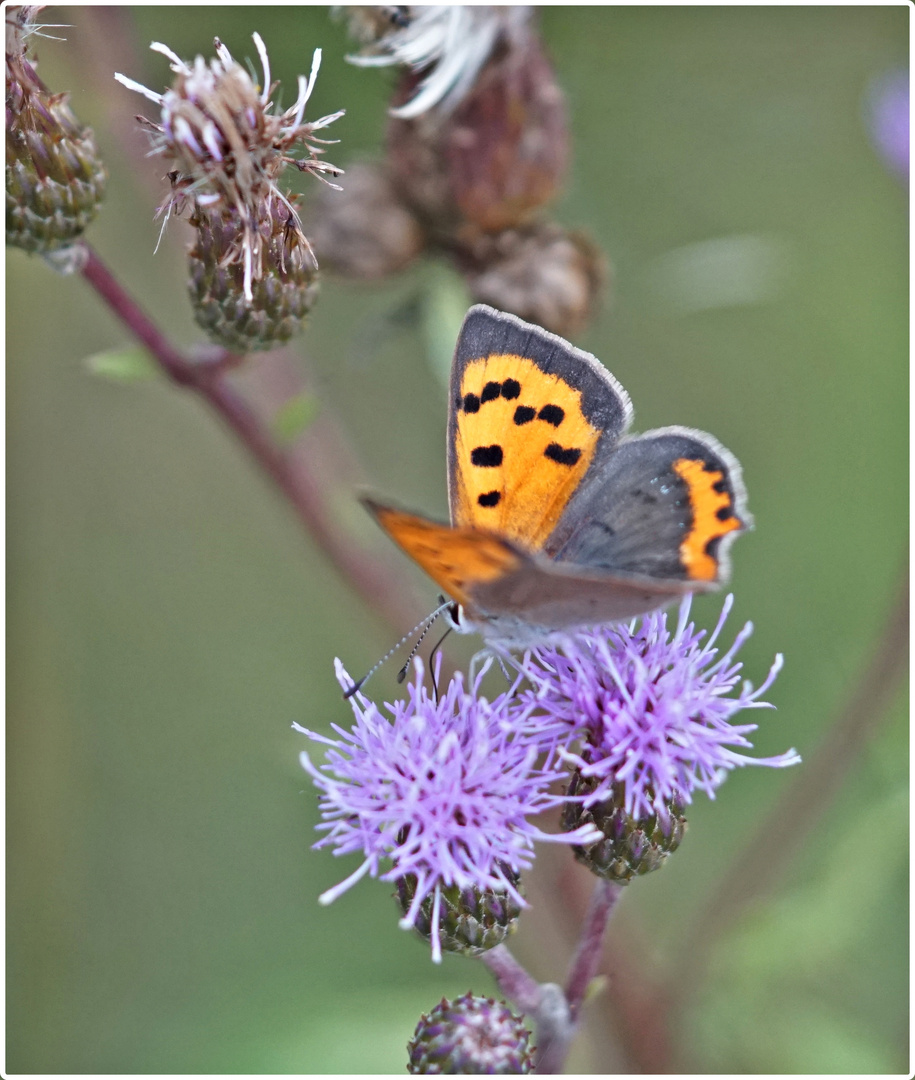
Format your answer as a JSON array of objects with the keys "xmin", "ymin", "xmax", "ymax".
[{"xmin": 546, "ymin": 428, "xmax": 749, "ymax": 581}]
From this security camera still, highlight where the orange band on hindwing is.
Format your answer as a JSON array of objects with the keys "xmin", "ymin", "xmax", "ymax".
[
  {"xmin": 452, "ymin": 355, "xmax": 602, "ymax": 551},
  {"xmin": 673, "ymin": 457, "xmax": 743, "ymax": 581}
]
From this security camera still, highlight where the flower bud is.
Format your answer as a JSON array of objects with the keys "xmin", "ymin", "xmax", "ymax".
[
  {"xmin": 187, "ymin": 203, "xmax": 319, "ymax": 353},
  {"xmin": 395, "ymin": 870, "xmax": 522, "ymax": 956},
  {"xmin": 562, "ymin": 772, "xmax": 687, "ymax": 884},
  {"xmin": 6, "ymin": 8, "xmax": 107, "ymax": 253},
  {"xmin": 386, "ymin": 24, "xmax": 568, "ymax": 242},
  {"xmin": 460, "ymin": 222, "xmax": 607, "ymax": 339},
  {"xmin": 407, "ymin": 992, "xmax": 534, "ymax": 1074},
  {"xmin": 335, "ymin": 5, "xmax": 412, "ymax": 47},
  {"xmin": 306, "ymin": 161, "xmax": 425, "ymax": 279}
]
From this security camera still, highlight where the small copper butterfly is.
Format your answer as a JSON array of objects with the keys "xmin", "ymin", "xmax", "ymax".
[{"xmin": 364, "ymin": 305, "xmax": 751, "ymax": 649}]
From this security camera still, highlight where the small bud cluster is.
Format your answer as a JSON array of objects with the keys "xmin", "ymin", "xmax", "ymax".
[
  {"xmin": 562, "ymin": 774, "xmax": 688, "ymax": 884},
  {"xmin": 116, "ymin": 34, "xmax": 343, "ymax": 352},
  {"xmin": 396, "ymin": 870, "xmax": 523, "ymax": 956},
  {"xmin": 6, "ymin": 6, "xmax": 107, "ymax": 255},
  {"xmin": 407, "ymin": 992, "xmax": 534, "ymax": 1074}
]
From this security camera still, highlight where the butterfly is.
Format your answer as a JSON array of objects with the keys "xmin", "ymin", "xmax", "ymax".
[{"xmin": 364, "ymin": 304, "xmax": 751, "ymax": 650}]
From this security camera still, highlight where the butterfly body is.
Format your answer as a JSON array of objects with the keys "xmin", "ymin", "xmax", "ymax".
[{"xmin": 366, "ymin": 305, "xmax": 750, "ymax": 648}]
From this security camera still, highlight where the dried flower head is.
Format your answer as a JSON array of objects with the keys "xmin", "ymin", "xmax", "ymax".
[
  {"xmin": 6, "ymin": 5, "xmax": 70, "ymax": 66},
  {"xmin": 306, "ymin": 160, "xmax": 425, "ymax": 279},
  {"xmin": 382, "ymin": 15, "xmax": 570, "ymax": 246},
  {"xmin": 335, "ymin": 5, "xmax": 412, "ymax": 47},
  {"xmin": 347, "ymin": 5, "xmax": 532, "ymax": 119},
  {"xmin": 115, "ymin": 33, "xmax": 343, "ymax": 301},
  {"xmin": 460, "ymin": 222, "xmax": 606, "ymax": 339},
  {"xmin": 523, "ymin": 595, "xmax": 801, "ymax": 821},
  {"xmin": 6, "ymin": 5, "xmax": 107, "ymax": 253},
  {"xmin": 297, "ymin": 658, "xmax": 600, "ymax": 961}
]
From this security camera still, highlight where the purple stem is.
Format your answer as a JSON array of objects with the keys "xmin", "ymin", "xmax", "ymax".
[
  {"xmin": 481, "ymin": 946, "xmax": 571, "ymax": 1074},
  {"xmin": 480, "ymin": 879, "xmax": 623, "ymax": 1073},
  {"xmin": 78, "ymin": 242, "xmax": 422, "ymax": 635},
  {"xmin": 480, "ymin": 945, "xmax": 543, "ymax": 1014},
  {"xmin": 564, "ymin": 879, "xmax": 623, "ymax": 1021}
]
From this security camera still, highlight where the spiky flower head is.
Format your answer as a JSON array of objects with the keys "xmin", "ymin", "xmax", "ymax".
[
  {"xmin": 346, "ymin": 6, "xmax": 532, "ymax": 120},
  {"xmin": 297, "ymin": 658, "xmax": 600, "ymax": 962},
  {"xmin": 6, "ymin": 5, "xmax": 107, "ymax": 254},
  {"xmin": 407, "ymin": 992, "xmax": 534, "ymax": 1074},
  {"xmin": 115, "ymin": 33, "xmax": 343, "ymax": 303},
  {"xmin": 522, "ymin": 595, "xmax": 801, "ymax": 823}
]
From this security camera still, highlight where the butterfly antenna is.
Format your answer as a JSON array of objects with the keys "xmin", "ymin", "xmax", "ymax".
[
  {"xmin": 343, "ymin": 601, "xmax": 452, "ymax": 699},
  {"xmin": 427, "ymin": 625, "xmax": 454, "ymax": 701},
  {"xmin": 397, "ymin": 596, "xmax": 455, "ymax": 686}
]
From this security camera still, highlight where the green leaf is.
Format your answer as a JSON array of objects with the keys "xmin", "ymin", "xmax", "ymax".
[
  {"xmin": 420, "ymin": 264, "xmax": 472, "ymax": 390},
  {"xmin": 273, "ymin": 393, "xmax": 319, "ymax": 445},
  {"xmin": 83, "ymin": 347, "xmax": 160, "ymax": 383}
]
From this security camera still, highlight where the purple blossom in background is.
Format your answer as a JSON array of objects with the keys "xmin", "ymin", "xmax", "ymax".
[
  {"xmin": 521, "ymin": 595, "xmax": 800, "ymax": 821},
  {"xmin": 867, "ymin": 68, "xmax": 909, "ymax": 181},
  {"xmin": 297, "ymin": 658, "xmax": 600, "ymax": 962}
]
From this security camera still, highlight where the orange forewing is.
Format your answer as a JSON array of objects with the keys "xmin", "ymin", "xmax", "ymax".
[
  {"xmin": 451, "ymin": 355, "xmax": 602, "ymax": 552},
  {"xmin": 363, "ymin": 500, "xmax": 523, "ymax": 607}
]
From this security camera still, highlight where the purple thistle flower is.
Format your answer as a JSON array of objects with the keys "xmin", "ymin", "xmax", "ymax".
[
  {"xmin": 521, "ymin": 595, "xmax": 800, "ymax": 821},
  {"xmin": 866, "ymin": 68, "xmax": 908, "ymax": 182},
  {"xmin": 297, "ymin": 658, "xmax": 600, "ymax": 962}
]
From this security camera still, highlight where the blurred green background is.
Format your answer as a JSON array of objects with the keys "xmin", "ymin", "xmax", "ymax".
[{"xmin": 7, "ymin": 5, "xmax": 908, "ymax": 1073}]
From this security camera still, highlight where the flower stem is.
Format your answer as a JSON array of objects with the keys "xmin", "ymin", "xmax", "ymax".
[
  {"xmin": 480, "ymin": 880, "xmax": 623, "ymax": 1073},
  {"xmin": 78, "ymin": 241, "xmax": 422, "ymax": 635},
  {"xmin": 564, "ymin": 879, "xmax": 623, "ymax": 1021},
  {"xmin": 480, "ymin": 946, "xmax": 571, "ymax": 1074},
  {"xmin": 480, "ymin": 944, "xmax": 543, "ymax": 1014}
]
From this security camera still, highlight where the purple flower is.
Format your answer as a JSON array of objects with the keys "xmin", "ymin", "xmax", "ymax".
[
  {"xmin": 521, "ymin": 595, "xmax": 800, "ymax": 821},
  {"xmin": 297, "ymin": 658, "xmax": 600, "ymax": 962},
  {"xmin": 867, "ymin": 68, "xmax": 909, "ymax": 181}
]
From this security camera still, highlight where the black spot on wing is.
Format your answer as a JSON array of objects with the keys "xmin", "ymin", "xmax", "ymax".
[
  {"xmin": 538, "ymin": 404, "xmax": 565, "ymax": 427},
  {"xmin": 716, "ymin": 505, "xmax": 735, "ymax": 522},
  {"xmin": 514, "ymin": 405, "xmax": 536, "ymax": 425},
  {"xmin": 501, "ymin": 378, "xmax": 521, "ymax": 399},
  {"xmin": 463, "ymin": 393, "xmax": 480, "ymax": 413},
  {"xmin": 544, "ymin": 443, "xmax": 582, "ymax": 467},
  {"xmin": 471, "ymin": 445, "xmax": 504, "ymax": 468},
  {"xmin": 481, "ymin": 381, "xmax": 502, "ymax": 403},
  {"xmin": 478, "ymin": 490, "xmax": 501, "ymax": 507}
]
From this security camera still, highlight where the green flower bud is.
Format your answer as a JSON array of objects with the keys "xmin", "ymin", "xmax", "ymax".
[
  {"xmin": 187, "ymin": 205, "xmax": 319, "ymax": 353},
  {"xmin": 396, "ymin": 870, "xmax": 523, "ymax": 956},
  {"xmin": 562, "ymin": 771, "xmax": 687, "ymax": 884}
]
